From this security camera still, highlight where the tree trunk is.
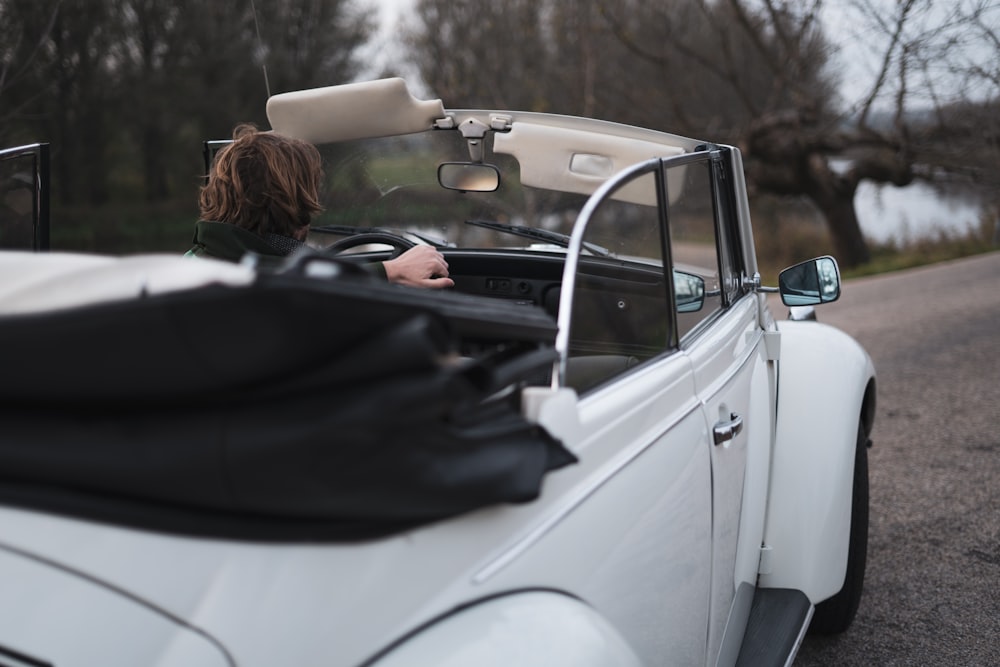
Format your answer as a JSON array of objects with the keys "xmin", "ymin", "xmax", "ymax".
[
  {"xmin": 809, "ymin": 190, "xmax": 871, "ymax": 268},
  {"xmin": 143, "ymin": 123, "xmax": 170, "ymax": 202},
  {"xmin": 83, "ymin": 108, "xmax": 110, "ymax": 206},
  {"xmin": 805, "ymin": 157, "xmax": 871, "ymax": 268}
]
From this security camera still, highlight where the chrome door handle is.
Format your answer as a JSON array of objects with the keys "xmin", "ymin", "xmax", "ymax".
[{"xmin": 713, "ymin": 413, "xmax": 744, "ymax": 446}]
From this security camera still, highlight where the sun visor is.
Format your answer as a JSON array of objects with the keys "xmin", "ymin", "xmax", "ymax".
[
  {"xmin": 266, "ymin": 78, "xmax": 447, "ymax": 144},
  {"xmin": 493, "ymin": 122, "xmax": 686, "ymax": 205}
]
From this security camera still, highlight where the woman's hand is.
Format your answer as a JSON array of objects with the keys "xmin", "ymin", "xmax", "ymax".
[{"xmin": 382, "ymin": 245, "xmax": 454, "ymax": 289}]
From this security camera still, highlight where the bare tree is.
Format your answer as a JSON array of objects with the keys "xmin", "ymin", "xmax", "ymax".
[
  {"xmin": 1, "ymin": 0, "xmax": 376, "ymax": 209},
  {"xmin": 111, "ymin": 0, "xmax": 375, "ymax": 202},
  {"xmin": 2, "ymin": 1, "xmax": 130, "ymax": 206},
  {"xmin": 599, "ymin": 0, "xmax": 886, "ymax": 266},
  {"xmin": 597, "ymin": 0, "xmax": 1000, "ymax": 265},
  {"xmin": 46, "ymin": 0, "xmax": 123, "ymax": 206},
  {"xmin": 887, "ymin": 0, "xmax": 1000, "ymax": 190},
  {"xmin": 115, "ymin": 0, "xmax": 190, "ymax": 201},
  {"xmin": 403, "ymin": 0, "xmax": 555, "ymax": 111},
  {"xmin": 0, "ymin": 0, "xmax": 61, "ymax": 143},
  {"xmin": 400, "ymin": 0, "xmax": 998, "ymax": 267},
  {"xmin": 259, "ymin": 0, "xmax": 376, "ymax": 94}
]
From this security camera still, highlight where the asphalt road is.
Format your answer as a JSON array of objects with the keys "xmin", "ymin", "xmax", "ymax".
[{"xmin": 788, "ymin": 251, "xmax": 1000, "ymax": 666}]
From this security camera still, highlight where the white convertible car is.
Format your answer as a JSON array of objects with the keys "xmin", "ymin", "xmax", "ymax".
[{"xmin": 0, "ymin": 79, "xmax": 875, "ymax": 666}]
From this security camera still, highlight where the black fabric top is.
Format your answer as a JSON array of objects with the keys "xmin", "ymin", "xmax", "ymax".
[{"xmin": 0, "ymin": 265, "xmax": 570, "ymax": 541}]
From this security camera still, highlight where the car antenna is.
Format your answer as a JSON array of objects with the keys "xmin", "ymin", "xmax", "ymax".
[{"xmin": 249, "ymin": 0, "xmax": 272, "ymax": 98}]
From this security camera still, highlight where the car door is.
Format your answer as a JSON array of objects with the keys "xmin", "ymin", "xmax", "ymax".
[
  {"xmin": 663, "ymin": 148, "xmax": 772, "ymax": 665},
  {"xmin": 546, "ymin": 161, "xmax": 714, "ymax": 664},
  {"xmin": 0, "ymin": 143, "xmax": 50, "ymax": 251}
]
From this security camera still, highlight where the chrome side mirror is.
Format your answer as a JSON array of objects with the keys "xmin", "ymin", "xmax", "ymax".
[
  {"xmin": 778, "ymin": 256, "xmax": 841, "ymax": 306},
  {"xmin": 438, "ymin": 162, "xmax": 500, "ymax": 192}
]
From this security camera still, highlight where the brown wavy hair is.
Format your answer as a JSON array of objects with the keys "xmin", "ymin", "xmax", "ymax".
[{"xmin": 199, "ymin": 123, "xmax": 323, "ymax": 238}]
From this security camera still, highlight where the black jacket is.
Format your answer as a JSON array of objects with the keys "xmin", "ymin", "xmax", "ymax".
[{"xmin": 186, "ymin": 220, "xmax": 387, "ymax": 278}]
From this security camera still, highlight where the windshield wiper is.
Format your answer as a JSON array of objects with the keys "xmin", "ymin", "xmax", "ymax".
[
  {"xmin": 310, "ymin": 224, "xmax": 450, "ymax": 248},
  {"xmin": 464, "ymin": 219, "xmax": 610, "ymax": 256}
]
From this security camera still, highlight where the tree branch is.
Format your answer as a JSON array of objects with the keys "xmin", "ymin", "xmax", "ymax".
[{"xmin": 858, "ymin": 0, "xmax": 917, "ymax": 128}]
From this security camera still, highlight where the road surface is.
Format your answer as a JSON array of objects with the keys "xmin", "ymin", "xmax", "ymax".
[{"xmin": 790, "ymin": 251, "xmax": 1000, "ymax": 665}]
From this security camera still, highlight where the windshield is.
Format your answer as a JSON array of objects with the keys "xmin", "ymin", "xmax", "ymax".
[{"xmin": 307, "ymin": 128, "xmax": 593, "ymax": 252}]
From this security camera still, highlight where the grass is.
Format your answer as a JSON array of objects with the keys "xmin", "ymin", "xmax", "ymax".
[
  {"xmin": 846, "ymin": 228, "xmax": 999, "ymax": 278},
  {"xmin": 749, "ymin": 196, "xmax": 999, "ymax": 283}
]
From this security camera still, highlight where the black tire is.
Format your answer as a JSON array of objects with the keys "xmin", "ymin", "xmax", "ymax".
[{"xmin": 809, "ymin": 419, "xmax": 869, "ymax": 635}]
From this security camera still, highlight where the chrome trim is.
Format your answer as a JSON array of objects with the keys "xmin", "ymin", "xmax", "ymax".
[
  {"xmin": 552, "ymin": 149, "xmax": 714, "ymax": 388},
  {"xmin": 551, "ymin": 158, "xmax": 661, "ymax": 388},
  {"xmin": 713, "ymin": 413, "xmax": 744, "ymax": 445},
  {"xmin": 748, "ymin": 271, "xmax": 779, "ymax": 293}
]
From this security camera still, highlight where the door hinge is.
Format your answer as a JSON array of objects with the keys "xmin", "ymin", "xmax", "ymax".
[
  {"xmin": 762, "ymin": 330, "xmax": 780, "ymax": 361},
  {"xmin": 758, "ymin": 544, "xmax": 774, "ymax": 575}
]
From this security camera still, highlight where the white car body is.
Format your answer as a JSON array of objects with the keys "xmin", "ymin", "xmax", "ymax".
[{"xmin": 0, "ymin": 78, "xmax": 875, "ymax": 666}]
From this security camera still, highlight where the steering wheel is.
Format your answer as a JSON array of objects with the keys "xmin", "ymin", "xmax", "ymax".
[{"xmin": 323, "ymin": 231, "xmax": 415, "ymax": 259}]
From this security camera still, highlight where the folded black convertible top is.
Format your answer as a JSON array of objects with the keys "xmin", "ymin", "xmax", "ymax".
[{"xmin": 0, "ymin": 266, "xmax": 573, "ymax": 541}]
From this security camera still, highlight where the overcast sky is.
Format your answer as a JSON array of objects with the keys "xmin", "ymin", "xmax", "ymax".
[{"xmin": 363, "ymin": 0, "xmax": 994, "ymax": 109}]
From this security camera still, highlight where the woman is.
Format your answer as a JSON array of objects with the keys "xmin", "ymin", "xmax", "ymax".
[{"xmin": 187, "ymin": 123, "xmax": 453, "ymax": 289}]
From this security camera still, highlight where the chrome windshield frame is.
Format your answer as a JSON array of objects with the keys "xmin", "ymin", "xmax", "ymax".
[{"xmin": 551, "ymin": 149, "xmax": 715, "ymax": 388}]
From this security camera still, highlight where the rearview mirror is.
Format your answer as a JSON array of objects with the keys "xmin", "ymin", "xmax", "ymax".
[
  {"xmin": 438, "ymin": 162, "xmax": 500, "ymax": 192},
  {"xmin": 779, "ymin": 256, "xmax": 841, "ymax": 306}
]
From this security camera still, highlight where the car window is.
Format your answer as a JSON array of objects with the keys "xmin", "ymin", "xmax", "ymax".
[
  {"xmin": 565, "ymin": 170, "xmax": 672, "ymax": 393},
  {"xmin": 304, "ymin": 132, "xmax": 596, "ymax": 252},
  {"xmin": 664, "ymin": 159, "xmax": 724, "ymax": 342},
  {"xmin": 0, "ymin": 143, "xmax": 49, "ymax": 251}
]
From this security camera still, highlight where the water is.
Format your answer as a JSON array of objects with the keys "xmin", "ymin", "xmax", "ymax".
[
  {"xmin": 828, "ymin": 157, "xmax": 992, "ymax": 244},
  {"xmin": 854, "ymin": 179, "xmax": 989, "ymax": 244}
]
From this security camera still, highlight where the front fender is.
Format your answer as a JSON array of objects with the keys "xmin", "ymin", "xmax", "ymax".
[
  {"xmin": 365, "ymin": 591, "xmax": 642, "ymax": 667},
  {"xmin": 759, "ymin": 320, "xmax": 875, "ymax": 602}
]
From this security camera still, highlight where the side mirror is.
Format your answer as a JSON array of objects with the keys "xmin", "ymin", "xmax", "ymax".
[
  {"xmin": 673, "ymin": 270, "xmax": 706, "ymax": 313},
  {"xmin": 438, "ymin": 162, "xmax": 500, "ymax": 192},
  {"xmin": 779, "ymin": 256, "xmax": 841, "ymax": 306}
]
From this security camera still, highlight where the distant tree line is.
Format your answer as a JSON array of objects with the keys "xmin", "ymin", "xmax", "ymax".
[
  {"xmin": 2, "ymin": 0, "xmax": 997, "ymax": 263},
  {"xmin": 0, "ymin": 0, "xmax": 373, "ymax": 209}
]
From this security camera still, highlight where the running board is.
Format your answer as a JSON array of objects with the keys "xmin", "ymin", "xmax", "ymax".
[{"xmin": 734, "ymin": 588, "xmax": 813, "ymax": 667}]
